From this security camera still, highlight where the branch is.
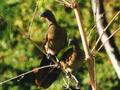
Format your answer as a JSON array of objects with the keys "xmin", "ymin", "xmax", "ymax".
[
  {"xmin": 17, "ymin": 29, "xmax": 46, "ymax": 55},
  {"xmin": 0, "ymin": 64, "xmax": 56, "ymax": 85},
  {"xmin": 91, "ymin": 10, "xmax": 120, "ymax": 52},
  {"xmin": 61, "ymin": 0, "xmax": 72, "ymax": 7},
  {"xmin": 97, "ymin": 27, "xmax": 120, "ymax": 51},
  {"xmin": 28, "ymin": 0, "xmax": 40, "ymax": 37},
  {"xmin": 91, "ymin": 0, "xmax": 120, "ymax": 79},
  {"xmin": 73, "ymin": 1, "xmax": 96, "ymax": 90},
  {"xmin": 88, "ymin": 14, "xmax": 104, "ymax": 46}
]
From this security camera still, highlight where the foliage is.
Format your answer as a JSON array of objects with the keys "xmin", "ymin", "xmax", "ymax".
[{"xmin": 0, "ymin": 0, "xmax": 120, "ymax": 90}]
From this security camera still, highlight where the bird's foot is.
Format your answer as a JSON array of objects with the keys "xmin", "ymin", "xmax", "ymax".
[
  {"xmin": 75, "ymin": 82, "xmax": 81, "ymax": 90},
  {"xmin": 56, "ymin": 61, "xmax": 61, "ymax": 69},
  {"xmin": 63, "ymin": 85, "xmax": 70, "ymax": 90},
  {"xmin": 65, "ymin": 68, "xmax": 72, "ymax": 79},
  {"xmin": 46, "ymin": 53, "xmax": 52, "ymax": 59},
  {"xmin": 46, "ymin": 53, "xmax": 60, "ymax": 68}
]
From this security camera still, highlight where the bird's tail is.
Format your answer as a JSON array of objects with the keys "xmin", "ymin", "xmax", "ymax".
[{"xmin": 34, "ymin": 55, "xmax": 61, "ymax": 89}]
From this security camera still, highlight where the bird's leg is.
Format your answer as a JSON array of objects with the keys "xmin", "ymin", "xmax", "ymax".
[
  {"xmin": 71, "ymin": 74, "xmax": 81, "ymax": 90},
  {"xmin": 46, "ymin": 54, "xmax": 61, "ymax": 68},
  {"xmin": 63, "ymin": 77, "xmax": 70, "ymax": 90},
  {"xmin": 65, "ymin": 68, "xmax": 81, "ymax": 90},
  {"xmin": 55, "ymin": 56, "xmax": 61, "ymax": 68},
  {"xmin": 46, "ymin": 53, "xmax": 52, "ymax": 59},
  {"xmin": 65, "ymin": 72, "xmax": 70, "ymax": 89},
  {"xmin": 64, "ymin": 68, "xmax": 72, "ymax": 89},
  {"xmin": 55, "ymin": 56, "xmax": 60, "ymax": 62}
]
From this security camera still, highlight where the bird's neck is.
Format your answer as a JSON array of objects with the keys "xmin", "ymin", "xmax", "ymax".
[
  {"xmin": 73, "ymin": 45, "xmax": 80, "ymax": 51},
  {"xmin": 47, "ymin": 19, "xmax": 57, "ymax": 26}
]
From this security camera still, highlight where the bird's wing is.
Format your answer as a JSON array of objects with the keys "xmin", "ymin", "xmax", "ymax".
[
  {"xmin": 42, "ymin": 34, "xmax": 48, "ymax": 53},
  {"xmin": 60, "ymin": 47, "xmax": 73, "ymax": 70},
  {"xmin": 35, "ymin": 55, "xmax": 61, "ymax": 89},
  {"xmin": 61, "ymin": 47, "xmax": 73, "ymax": 62},
  {"xmin": 45, "ymin": 24, "xmax": 67, "ymax": 55}
]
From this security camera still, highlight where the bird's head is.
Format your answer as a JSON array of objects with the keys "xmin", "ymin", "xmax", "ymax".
[
  {"xmin": 68, "ymin": 37, "xmax": 79, "ymax": 46},
  {"xmin": 40, "ymin": 9, "xmax": 56, "ymax": 23}
]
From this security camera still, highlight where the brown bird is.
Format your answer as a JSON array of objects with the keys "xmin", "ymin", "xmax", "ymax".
[
  {"xmin": 41, "ymin": 9, "xmax": 67, "ymax": 57},
  {"xmin": 34, "ymin": 9, "xmax": 67, "ymax": 89},
  {"xmin": 60, "ymin": 38, "xmax": 85, "ymax": 89}
]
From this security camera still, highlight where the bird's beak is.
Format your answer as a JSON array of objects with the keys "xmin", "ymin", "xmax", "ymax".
[
  {"xmin": 68, "ymin": 39, "xmax": 72, "ymax": 46},
  {"xmin": 40, "ymin": 13, "xmax": 46, "ymax": 21},
  {"xmin": 40, "ymin": 10, "xmax": 46, "ymax": 17},
  {"xmin": 40, "ymin": 13, "xmax": 44, "ymax": 17}
]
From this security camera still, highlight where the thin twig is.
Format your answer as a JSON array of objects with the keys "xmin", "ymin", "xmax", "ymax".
[
  {"xmin": 97, "ymin": 27, "xmax": 120, "ymax": 52},
  {"xmin": 61, "ymin": 0, "xmax": 72, "ymax": 7},
  {"xmin": 17, "ymin": 30, "xmax": 45, "ymax": 55},
  {"xmin": 0, "ymin": 64, "xmax": 56, "ymax": 85},
  {"xmin": 55, "ymin": 0, "xmax": 64, "ymax": 5},
  {"xmin": 28, "ymin": 0, "xmax": 40, "ymax": 38},
  {"xmin": 88, "ymin": 25, "xmax": 96, "ymax": 41},
  {"xmin": 88, "ymin": 25, "xmax": 96, "ymax": 47},
  {"xmin": 88, "ymin": 14, "xmax": 104, "ymax": 46},
  {"xmin": 91, "ymin": 10, "xmax": 120, "ymax": 52}
]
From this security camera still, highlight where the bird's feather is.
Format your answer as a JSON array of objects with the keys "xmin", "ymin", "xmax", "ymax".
[{"xmin": 35, "ymin": 55, "xmax": 61, "ymax": 89}]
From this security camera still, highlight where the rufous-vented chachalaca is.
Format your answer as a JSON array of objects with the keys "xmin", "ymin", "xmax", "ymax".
[
  {"xmin": 35, "ymin": 9, "xmax": 67, "ymax": 89},
  {"xmin": 60, "ymin": 38, "xmax": 85, "ymax": 89},
  {"xmin": 41, "ymin": 9, "xmax": 67, "ymax": 57}
]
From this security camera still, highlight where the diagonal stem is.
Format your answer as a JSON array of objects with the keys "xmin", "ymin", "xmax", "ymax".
[
  {"xmin": 97, "ymin": 27, "xmax": 120, "ymax": 52},
  {"xmin": 72, "ymin": 1, "xmax": 96, "ymax": 90},
  {"xmin": 91, "ymin": 11, "xmax": 120, "ymax": 52}
]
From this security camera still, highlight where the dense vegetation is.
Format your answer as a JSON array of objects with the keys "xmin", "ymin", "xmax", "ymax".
[{"xmin": 0, "ymin": 0, "xmax": 120, "ymax": 90}]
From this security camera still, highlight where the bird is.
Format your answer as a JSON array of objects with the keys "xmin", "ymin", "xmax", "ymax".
[
  {"xmin": 34, "ymin": 9, "xmax": 67, "ymax": 89},
  {"xmin": 60, "ymin": 38, "xmax": 85, "ymax": 89},
  {"xmin": 41, "ymin": 9, "xmax": 67, "ymax": 57}
]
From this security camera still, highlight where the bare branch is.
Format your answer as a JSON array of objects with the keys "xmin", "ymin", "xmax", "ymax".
[
  {"xmin": 28, "ymin": 0, "xmax": 40, "ymax": 38},
  {"xmin": 58, "ymin": 0, "xmax": 72, "ymax": 7},
  {"xmin": 88, "ymin": 14, "xmax": 104, "ymax": 46},
  {"xmin": 17, "ymin": 29, "xmax": 46, "ymax": 55},
  {"xmin": 73, "ymin": 3, "xmax": 97, "ymax": 90},
  {"xmin": 61, "ymin": 0, "xmax": 72, "ymax": 7},
  {"xmin": 0, "ymin": 64, "xmax": 56, "ymax": 85},
  {"xmin": 88, "ymin": 25, "xmax": 96, "ymax": 42}
]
